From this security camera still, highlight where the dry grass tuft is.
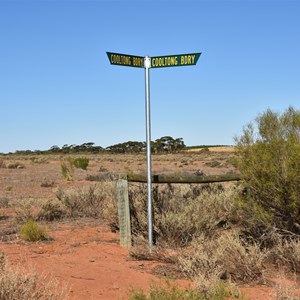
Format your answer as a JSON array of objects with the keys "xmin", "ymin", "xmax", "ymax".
[
  {"xmin": 265, "ymin": 230, "xmax": 300, "ymax": 273},
  {"xmin": 271, "ymin": 274, "xmax": 299, "ymax": 300},
  {"xmin": 14, "ymin": 198, "xmax": 66, "ymax": 223},
  {"xmin": 129, "ymin": 184, "xmax": 241, "ymax": 248},
  {"xmin": 178, "ymin": 233, "xmax": 267, "ymax": 290},
  {"xmin": 56, "ymin": 182, "xmax": 116, "ymax": 220},
  {"xmin": 0, "ymin": 250, "xmax": 67, "ymax": 299},
  {"xmin": 129, "ymin": 235, "xmax": 178, "ymax": 264},
  {"xmin": 0, "ymin": 158, "xmax": 5, "ymax": 168},
  {"xmin": 14, "ymin": 198, "xmax": 44, "ymax": 223}
]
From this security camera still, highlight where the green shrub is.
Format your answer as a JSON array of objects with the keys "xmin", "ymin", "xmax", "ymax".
[
  {"xmin": 60, "ymin": 157, "xmax": 89, "ymax": 180},
  {"xmin": 127, "ymin": 280, "xmax": 245, "ymax": 300},
  {"xmin": 72, "ymin": 157, "xmax": 89, "ymax": 170},
  {"xmin": 234, "ymin": 106, "xmax": 300, "ymax": 233},
  {"xmin": 127, "ymin": 281, "xmax": 202, "ymax": 300},
  {"xmin": 19, "ymin": 219, "xmax": 48, "ymax": 242}
]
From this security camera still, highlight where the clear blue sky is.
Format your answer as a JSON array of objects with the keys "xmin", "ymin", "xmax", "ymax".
[{"xmin": 0, "ymin": 0, "xmax": 299, "ymax": 153}]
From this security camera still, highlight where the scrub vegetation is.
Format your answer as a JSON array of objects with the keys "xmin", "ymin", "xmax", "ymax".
[
  {"xmin": 0, "ymin": 106, "xmax": 299, "ymax": 299},
  {"xmin": 0, "ymin": 250, "xmax": 67, "ymax": 299}
]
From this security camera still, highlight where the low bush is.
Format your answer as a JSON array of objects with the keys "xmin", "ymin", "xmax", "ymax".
[
  {"xmin": 72, "ymin": 157, "xmax": 89, "ymax": 170},
  {"xmin": 205, "ymin": 160, "xmax": 221, "ymax": 168},
  {"xmin": 99, "ymin": 165, "xmax": 109, "ymax": 172},
  {"xmin": 60, "ymin": 159, "xmax": 74, "ymax": 181},
  {"xmin": 40, "ymin": 178, "xmax": 56, "ymax": 188},
  {"xmin": 127, "ymin": 280, "xmax": 245, "ymax": 300},
  {"xmin": 178, "ymin": 233, "xmax": 267, "ymax": 289},
  {"xmin": 14, "ymin": 199, "xmax": 43, "ymax": 223},
  {"xmin": 19, "ymin": 219, "xmax": 48, "ymax": 242},
  {"xmin": 38, "ymin": 198, "xmax": 66, "ymax": 221},
  {"xmin": 13, "ymin": 183, "xmax": 116, "ymax": 223},
  {"xmin": 30, "ymin": 156, "xmax": 49, "ymax": 164},
  {"xmin": 0, "ymin": 158, "xmax": 5, "ymax": 168},
  {"xmin": 7, "ymin": 161, "xmax": 25, "ymax": 169},
  {"xmin": 86, "ymin": 172, "xmax": 115, "ymax": 182},
  {"xmin": 0, "ymin": 251, "xmax": 67, "ymax": 299},
  {"xmin": 129, "ymin": 235, "xmax": 178, "ymax": 263},
  {"xmin": 5, "ymin": 185, "xmax": 13, "ymax": 191},
  {"xmin": 0, "ymin": 197, "xmax": 10, "ymax": 208},
  {"xmin": 14, "ymin": 198, "xmax": 65, "ymax": 223},
  {"xmin": 56, "ymin": 182, "xmax": 116, "ymax": 219},
  {"xmin": 263, "ymin": 229, "xmax": 300, "ymax": 273},
  {"xmin": 60, "ymin": 157, "xmax": 90, "ymax": 180},
  {"xmin": 129, "ymin": 184, "xmax": 241, "ymax": 248}
]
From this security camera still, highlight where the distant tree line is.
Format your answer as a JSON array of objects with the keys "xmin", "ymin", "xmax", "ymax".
[{"xmin": 10, "ymin": 136, "xmax": 186, "ymax": 155}]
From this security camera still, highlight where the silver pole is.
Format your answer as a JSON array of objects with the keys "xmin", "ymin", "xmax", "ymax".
[{"xmin": 144, "ymin": 56, "xmax": 153, "ymax": 249}]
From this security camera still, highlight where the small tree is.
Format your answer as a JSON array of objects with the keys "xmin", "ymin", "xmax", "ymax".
[{"xmin": 235, "ymin": 106, "xmax": 300, "ymax": 232}]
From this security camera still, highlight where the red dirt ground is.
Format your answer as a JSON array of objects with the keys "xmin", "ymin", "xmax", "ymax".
[
  {"xmin": 1, "ymin": 220, "xmax": 299, "ymax": 300},
  {"xmin": 0, "ymin": 155, "xmax": 299, "ymax": 299},
  {"xmin": 0, "ymin": 221, "xmax": 195, "ymax": 300}
]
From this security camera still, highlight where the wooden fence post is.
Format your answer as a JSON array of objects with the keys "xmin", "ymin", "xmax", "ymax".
[{"xmin": 116, "ymin": 178, "xmax": 131, "ymax": 248}]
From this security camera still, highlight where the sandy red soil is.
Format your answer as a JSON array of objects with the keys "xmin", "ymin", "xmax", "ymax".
[
  {"xmin": 0, "ymin": 221, "xmax": 194, "ymax": 300},
  {"xmin": 1, "ymin": 220, "xmax": 299, "ymax": 300},
  {"xmin": 0, "ymin": 155, "xmax": 299, "ymax": 299}
]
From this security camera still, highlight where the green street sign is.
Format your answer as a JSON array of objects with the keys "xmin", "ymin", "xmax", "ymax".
[
  {"xmin": 106, "ymin": 50, "xmax": 202, "ymax": 248},
  {"xmin": 106, "ymin": 52, "xmax": 144, "ymax": 68},
  {"xmin": 151, "ymin": 53, "xmax": 201, "ymax": 68}
]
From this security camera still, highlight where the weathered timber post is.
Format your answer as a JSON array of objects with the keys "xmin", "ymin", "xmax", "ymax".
[{"xmin": 116, "ymin": 179, "xmax": 131, "ymax": 248}]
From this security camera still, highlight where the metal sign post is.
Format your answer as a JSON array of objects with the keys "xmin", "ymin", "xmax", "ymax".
[
  {"xmin": 144, "ymin": 56, "xmax": 153, "ymax": 248},
  {"xmin": 106, "ymin": 51, "xmax": 201, "ymax": 249}
]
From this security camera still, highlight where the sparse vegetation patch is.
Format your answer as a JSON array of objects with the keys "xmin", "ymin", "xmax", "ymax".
[
  {"xmin": 0, "ymin": 250, "xmax": 66, "ymax": 299},
  {"xmin": 19, "ymin": 219, "xmax": 48, "ymax": 242},
  {"xmin": 7, "ymin": 161, "xmax": 25, "ymax": 169},
  {"xmin": 127, "ymin": 279, "xmax": 246, "ymax": 300}
]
